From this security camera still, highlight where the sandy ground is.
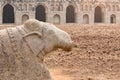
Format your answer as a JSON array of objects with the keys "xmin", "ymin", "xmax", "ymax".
[
  {"xmin": 0, "ymin": 24, "xmax": 120, "ymax": 80},
  {"xmin": 44, "ymin": 24, "xmax": 120, "ymax": 80}
]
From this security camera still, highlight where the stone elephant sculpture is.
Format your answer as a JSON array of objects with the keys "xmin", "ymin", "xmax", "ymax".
[{"xmin": 0, "ymin": 19, "xmax": 74, "ymax": 80}]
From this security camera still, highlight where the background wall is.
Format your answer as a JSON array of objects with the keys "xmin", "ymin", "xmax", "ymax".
[{"xmin": 0, "ymin": 0, "xmax": 120, "ymax": 25}]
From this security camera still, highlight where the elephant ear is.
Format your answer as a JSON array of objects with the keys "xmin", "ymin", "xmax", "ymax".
[{"xmin": 23, "ymin": 32, "xmax": 45, "ymax": 56}]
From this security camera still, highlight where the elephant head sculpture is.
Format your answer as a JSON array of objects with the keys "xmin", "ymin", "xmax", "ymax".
[
  {"xmin": 22, "ymin": 19, "xmax": 74, "ymax": 59},
  {"xmin": 0, "ymin": 19, "xmax": 74, "ymax": 80}
]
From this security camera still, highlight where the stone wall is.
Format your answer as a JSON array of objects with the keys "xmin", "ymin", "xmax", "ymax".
[{"xmin": 0, "ymin": 0, "xmax": 120, "ymax": 24}]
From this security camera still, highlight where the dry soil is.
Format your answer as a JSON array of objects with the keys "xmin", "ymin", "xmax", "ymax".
[
  {"xmin": 45, "ymin": 24, "xmax": 120, "ymax": 80},
  {"xmin": 0, "ymin": 24, "xmax": 120, "ymax": 80}
]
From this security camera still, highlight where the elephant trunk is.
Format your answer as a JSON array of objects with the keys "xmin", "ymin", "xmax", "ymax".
[{"xmin": 57, "ymin": 40, "xmax": 73, "ymax": 52}]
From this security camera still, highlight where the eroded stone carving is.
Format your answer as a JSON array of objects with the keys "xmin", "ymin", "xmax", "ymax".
[{"xmin": 0, "ymin": 19, "xmax": 73, "ymax": 80}]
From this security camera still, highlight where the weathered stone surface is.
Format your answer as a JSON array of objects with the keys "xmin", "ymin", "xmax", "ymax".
[
  {"xmin": 0, "ymin": 19, "xmax": 73, "ymax": 80},
  {"xmin": 0, "ymin": 0, "xmax": 120, "ymax": 24}
]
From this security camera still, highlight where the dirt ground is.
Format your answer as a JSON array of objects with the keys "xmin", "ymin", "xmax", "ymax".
[
  {"xmin": 44, "ymin": 24, "xmax": 120, "ymax": 80},
  {"xmin": 0, "ymin": 24, "xmax": 120, "ymax": 80}
]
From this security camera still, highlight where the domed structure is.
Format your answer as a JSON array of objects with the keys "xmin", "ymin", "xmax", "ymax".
[{"xmin": 0, "ymin": 0, "xmax": 120, "ymax": 24}]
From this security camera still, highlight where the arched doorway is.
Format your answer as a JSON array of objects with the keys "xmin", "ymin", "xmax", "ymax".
[
  {"xmin": 3, "ymin": 4, "xmax": 14, "ymax": 23},
  {"xmin": 94, "ymin": 6, "xmax": 104, "ymax": 23},
  {"xmin": 22, "ymin": 14, "xmax": 29, "ymax": 23},
  {"xmin": 35, "ymin": 5, "xmax": 46, "ymax": 22},
  {"xmin": 66, "ymin": 5, "xmax": 75, "ymax": 23},
  {"xmin": 54, "ymin": 14, "xmax": 60, "ymax": 24},
  {"xmin": 110, "ymin": 14, "xmax": 116, "ymax": 23},
  {"xmin": 83, "ymin": 14, "xmax": 89, "ymax": 24}
]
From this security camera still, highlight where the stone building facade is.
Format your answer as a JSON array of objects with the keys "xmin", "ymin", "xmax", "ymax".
[{"xmin": 0, "ymin": 0, "xmax": 120, "ymax": 24}]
